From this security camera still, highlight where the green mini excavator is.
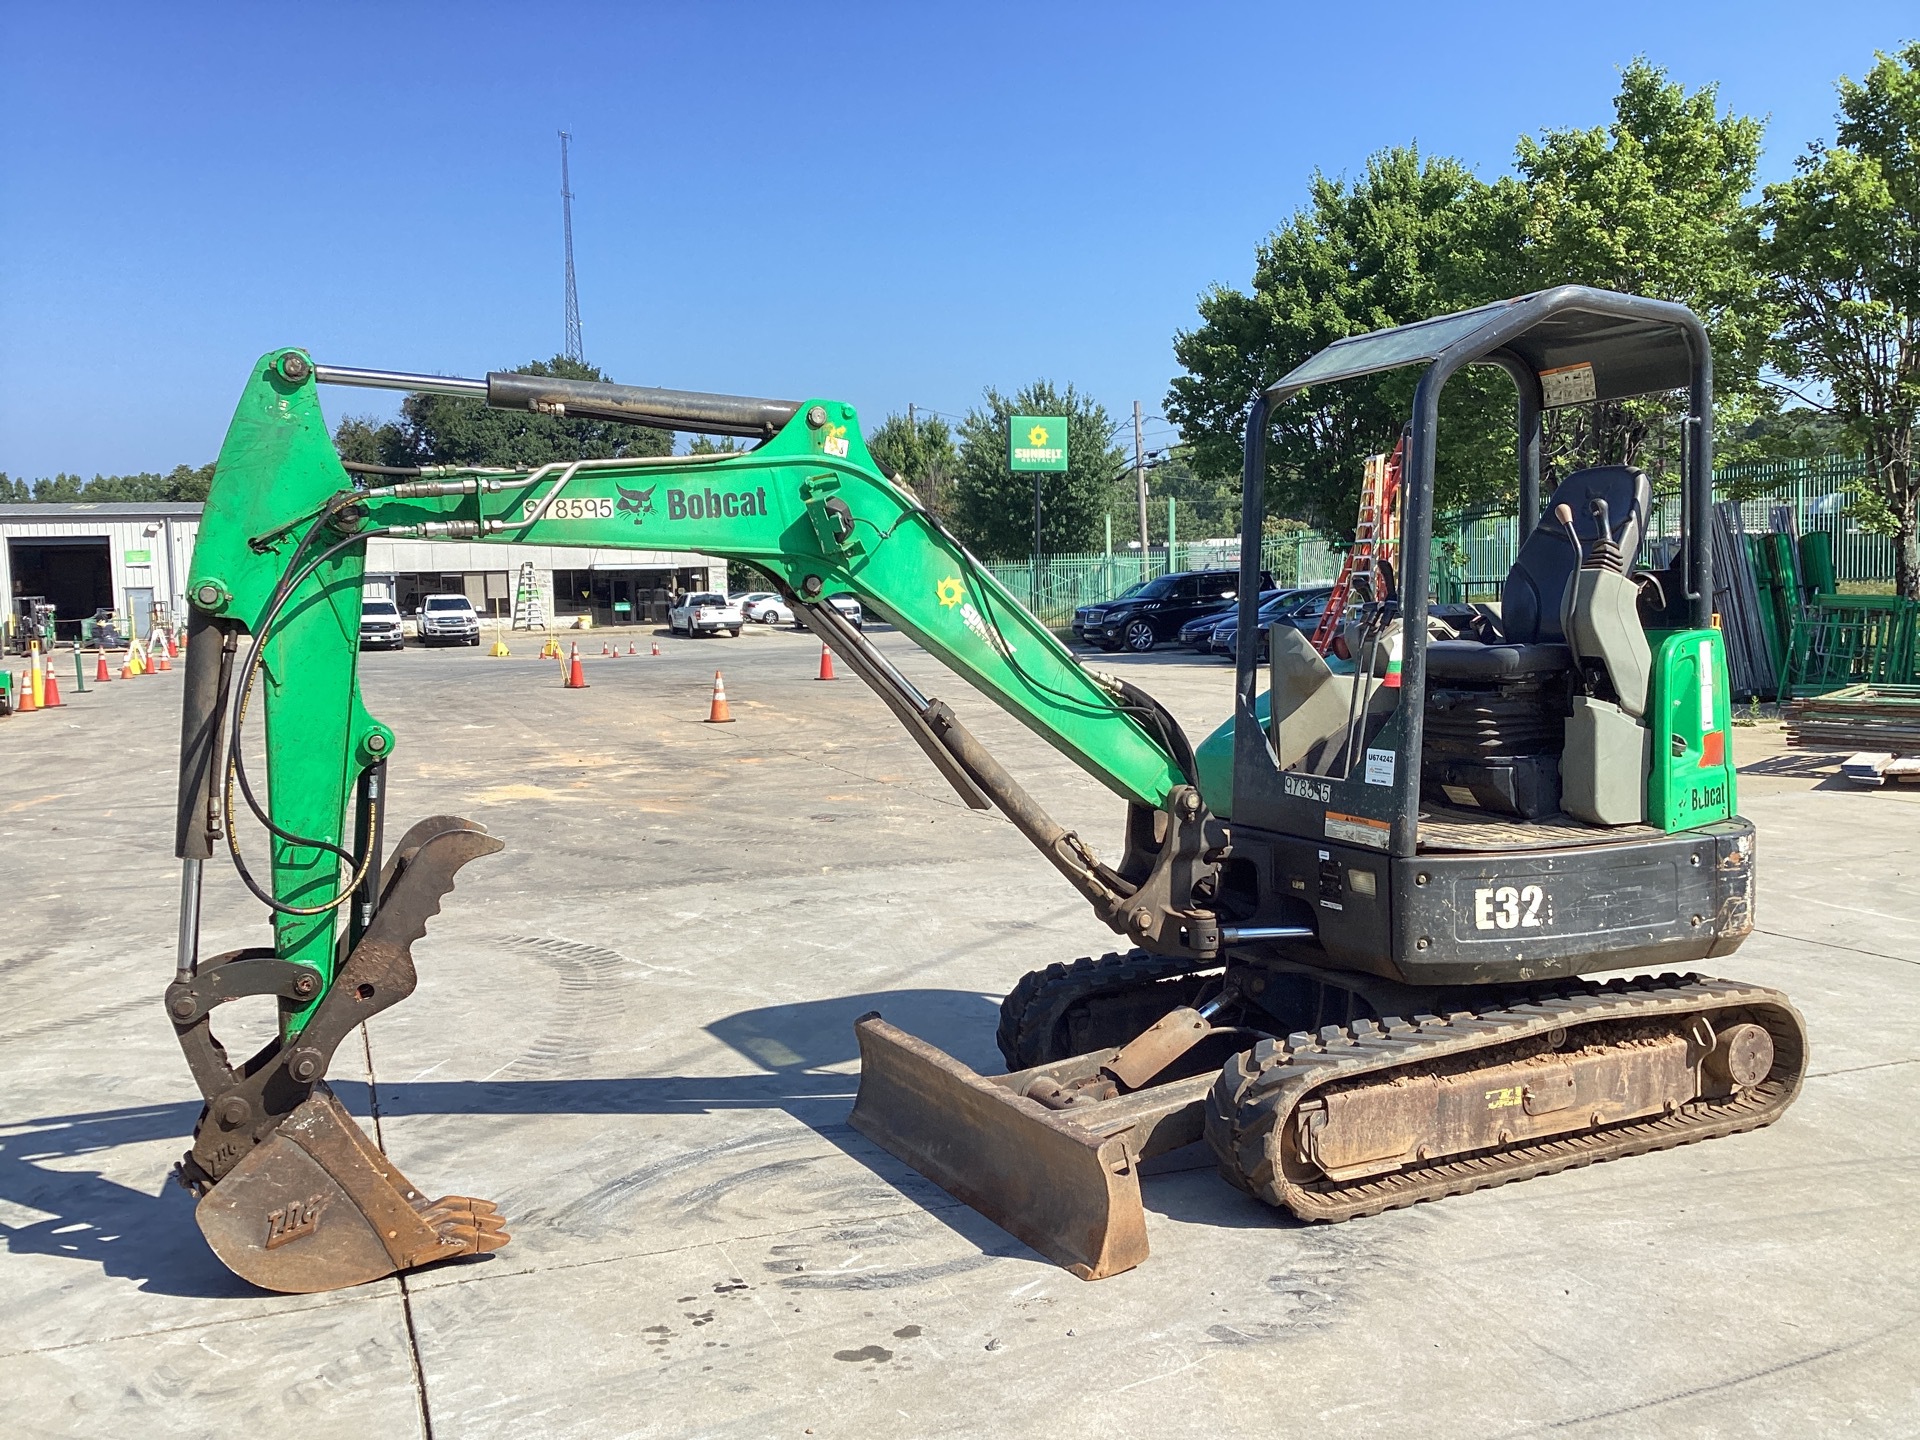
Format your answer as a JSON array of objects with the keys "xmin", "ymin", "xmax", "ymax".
[{"xmin": 170, "ymin": 286, "xmax": 1805, "ymax": 1293}]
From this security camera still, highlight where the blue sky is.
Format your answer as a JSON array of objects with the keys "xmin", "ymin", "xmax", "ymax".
[{"xmin": 1, "ymin": 2, "xmax": 1912, "ymax": 479}]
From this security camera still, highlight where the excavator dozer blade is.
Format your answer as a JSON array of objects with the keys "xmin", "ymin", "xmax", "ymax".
[
  {"xmin": 849, "ymin": 1013, "xmax": 1148, "ymax": 1281},
  {"xmin": 194, "ymin": 1082, "xmax": 507, "ymax": 1294}
]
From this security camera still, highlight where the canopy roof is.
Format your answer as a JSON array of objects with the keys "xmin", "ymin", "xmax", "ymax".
[{"xmin": 1266, "ymin": 286, "xmax": 1705, "ymax": 406}]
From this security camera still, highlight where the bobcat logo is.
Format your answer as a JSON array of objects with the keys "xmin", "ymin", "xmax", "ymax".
[{"xmin": 615, "ymin": 483, "xmax": 657, "ymax": 527}]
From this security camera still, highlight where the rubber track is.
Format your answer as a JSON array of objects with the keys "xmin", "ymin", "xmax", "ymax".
[
  {"xmin": 995, "ymin": 950, "xmax": 1218, "ymax": 1070},
  {"xmin": 1204, "ymin": 972, "xmax": 1807, "ymax": 1222}
]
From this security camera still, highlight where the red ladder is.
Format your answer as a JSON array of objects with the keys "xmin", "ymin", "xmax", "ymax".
[{"xmin": 1310, "ymin": 438, "xmax": 1403, "ymax": 655}]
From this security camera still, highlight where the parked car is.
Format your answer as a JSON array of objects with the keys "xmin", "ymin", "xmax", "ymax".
[
  {"xmin": 669, "ymin": 592, "xmax": 744, "ymax": 636},
  {"xmin": 1210, "ymin": 586, "xmax": 1336, "ymax": 661},
  {"xmin": 1175, "ymin": 588, "xmax": 1282, "ymax": 652},
  {"xmin": 740, "ymin": 592, "xmax": 794, "ymax": 625},
  {"xmin": 359, "ymin": 596, "xmax": 406, "ymax": 650},
  {"xmin": 790, "ymin": 595, "xmax": 862, "ymax": 630},
  {"xmin": 416, "ymin": 593, "xmax": 481, "ymax": 646},
  {"xmin": 1072, "ymin": 569, "xmax": 1273, "ymax": 653}
]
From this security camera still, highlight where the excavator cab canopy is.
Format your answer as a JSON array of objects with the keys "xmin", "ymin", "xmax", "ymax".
[
  {"xmin": 1266, "ymin": 288, "xmax": 1701, "ymax": 406},
  {"xmin": 1230, "ymin": 285, "xmax": 1717, "ymax": 858},
  {"xmin": 1252, "ymin": 284, "xmax": 1713, "ymax": 613}
]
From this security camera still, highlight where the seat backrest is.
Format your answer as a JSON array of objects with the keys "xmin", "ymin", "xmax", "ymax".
[{"xmin": 1502, "ymin": 465, "xmax": 1652, "ymax": 644}]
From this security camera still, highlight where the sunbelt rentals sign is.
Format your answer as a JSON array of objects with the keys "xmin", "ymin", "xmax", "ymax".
[{"xmin": 1009, "ymin": 415, "xmax": 1068, "ymax": 472}]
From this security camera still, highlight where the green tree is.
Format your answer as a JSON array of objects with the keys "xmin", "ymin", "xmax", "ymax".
[
  {"xmin": 335, "ymin": 356, "xmax": 672, "ymax": 469},
  {"xmin": 1759, "ymin": 42, "xmax": 1920, "ymax": 597},
  {"xmin": 1166, "ymin": 146, "xmax": 1515, "ymax": 533},
  {"xmin": 31, "ymin": 473, "xmax": 87, "ymax": 501},
  {"xmin": 1511, "ymin": 59, "xmax": 1771, "ymax": 485},
  {"xmin": 953, "ymin": 382, "xmax": 1125, "ymax": 559},
  {"xmin": 333, "ymin": 416, "xmax": 413, "ymax": 469},
  {"xmin": 868, "ymin": 411, "xmax": 959, "ymax": 522},
  {"xmin": 2, "ymin": 464, "xmax": 216, "ymax": 503}
]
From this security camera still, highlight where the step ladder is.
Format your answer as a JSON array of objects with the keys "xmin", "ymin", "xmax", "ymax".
[
  {"xmin": 510, "ymin": 561, "xmax": 544, "ymax": 631},
  {"xmin": 1310, "ymin": 436, "xmax": 1404, "ymax": 655}
]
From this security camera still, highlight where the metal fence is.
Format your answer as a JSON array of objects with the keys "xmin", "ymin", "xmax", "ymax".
[
  {"xmin": 1650, "ymin": 453, "xmax": 1892, "ymax": 585},
  {"xmin": 989, "ymin": 453, "xmax": 1894, "ymax": 629}
]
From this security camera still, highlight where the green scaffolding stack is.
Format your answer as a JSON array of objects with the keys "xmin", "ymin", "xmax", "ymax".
[{"xmin": 1783, "ymin": 595, "xmax": 1920, "ymax": 697}]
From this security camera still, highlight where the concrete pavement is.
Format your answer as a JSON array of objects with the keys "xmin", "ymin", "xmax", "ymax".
[{"xmin": 1, "ymin": 625, "xmax": 1914, "ymax": 1437}]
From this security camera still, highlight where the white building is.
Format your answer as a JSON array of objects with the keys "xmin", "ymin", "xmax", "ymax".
[{"xmin": 2, "ymin": 502, "xmax": 727, "ymax": 642}]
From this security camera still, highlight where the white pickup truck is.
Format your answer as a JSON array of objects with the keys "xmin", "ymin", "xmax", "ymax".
[
  {"xmin": 668, "ymin": 591, "xmax": 744, "ymax": 637},
  {"xmin": 416, "ymin": 593, "xmax": 482, "ymax": 646}
]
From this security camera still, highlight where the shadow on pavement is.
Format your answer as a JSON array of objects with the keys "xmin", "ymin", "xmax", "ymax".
[
  {"xmin": 2, "ymin": 985, "xmax": 1287, "ymax": 1295},
  {"xmin": 0, "ymin": 988, "xmax": 1021, "ymax": 1295}
]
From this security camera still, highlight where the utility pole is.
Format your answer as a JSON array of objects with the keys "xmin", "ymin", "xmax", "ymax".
[
  {"xmin": 1134, "ymin": 400, "xmax": 1150, "ymax": 580},
  {"xmin": 1032, "ymin": 416, "xmax": 1043, "ymax": 606},
  {"xmin": 559, "ymin": 130, "xmax": 583, "ymax": 363}
]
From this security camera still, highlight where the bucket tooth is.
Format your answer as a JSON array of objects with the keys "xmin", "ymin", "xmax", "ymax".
[{"xmin": 849, "ymin": 1013, "xmax": 1149, "ymax": 1281}]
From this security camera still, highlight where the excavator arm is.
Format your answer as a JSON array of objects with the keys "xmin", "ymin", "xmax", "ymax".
[{"xmin": 170, "ymin": 351, "xmax": 1224, "ymax": 1291}]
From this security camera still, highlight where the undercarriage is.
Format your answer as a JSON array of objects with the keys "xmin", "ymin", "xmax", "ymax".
[{"xmin": 852, "ymin": 951, "xmax": 1806, "ymax": 1279}]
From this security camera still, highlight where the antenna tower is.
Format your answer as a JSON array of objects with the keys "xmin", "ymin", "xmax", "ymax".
[{"xmin": 559, "ymin": 130, "xmax": 583, "ymax": 362}]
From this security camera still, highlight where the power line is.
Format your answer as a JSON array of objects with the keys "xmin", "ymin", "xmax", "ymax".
[{"xmin": 558, "ymin": 130, "xmax": 582, "ymax": 363}]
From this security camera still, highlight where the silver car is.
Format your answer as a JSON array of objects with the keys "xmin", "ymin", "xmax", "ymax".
[{"xmin": 740, "ymin": 592, "xmax": 794, "ymax": 625}]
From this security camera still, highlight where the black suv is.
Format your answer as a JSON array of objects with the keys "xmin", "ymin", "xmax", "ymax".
[{"xmin": 1073, "ymin": 568, "xmax": 1272, "ymax": 652}]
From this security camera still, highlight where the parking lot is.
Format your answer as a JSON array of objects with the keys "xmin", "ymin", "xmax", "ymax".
[{"xmin": 2, "ymin": 623, "xmax": 1916, "ymax": 1438}]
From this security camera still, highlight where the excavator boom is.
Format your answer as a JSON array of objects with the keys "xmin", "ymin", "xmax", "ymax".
[{"xmin": 171, "ymin": 352, "xmax": 1214, "ymax": 1291}]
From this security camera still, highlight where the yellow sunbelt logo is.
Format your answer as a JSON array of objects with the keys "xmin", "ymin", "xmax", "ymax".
[{"xmin": 935, "ymin": 575, "xmax": 1014, "ymax": 657}]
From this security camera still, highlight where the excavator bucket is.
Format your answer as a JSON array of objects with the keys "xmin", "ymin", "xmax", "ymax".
[
  {"xmin": 170, "ymin": 817, "xmax": 509, "ymax": 1293},
  {"xmin": 850, "ymin": 1014, "xmax": 1220, "ymax": 1280},
  {"xmin": 194, "ymin": 1084, "xmax": 506, "ymax": 1294}
]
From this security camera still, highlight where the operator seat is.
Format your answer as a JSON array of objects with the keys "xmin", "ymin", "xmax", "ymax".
[{"xmin": 1422, "ymin": 466, "xmax": 1652, "ymax": 817}]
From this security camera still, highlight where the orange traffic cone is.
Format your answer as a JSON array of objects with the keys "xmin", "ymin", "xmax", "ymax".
[
  {"xmin": 16, "ymin": 672, "xmax": 35, "ymax": 712},
  {"xmin": 166, "ymin": 633, "xmax": 179, "ymax": 659},
  {"xmin": 43, "ymin": 670, "xmax": 63, "ymax": 707},
  {"xmin": 706, "ymin": 670, "xmax": 734, "ymax": 723},
  {"xmin": 96, "ymin": 650, "xmax": 111, "ymax": 683},
  {"xmin": 601, "ymin": 642, "xmax": 611, "ymax": 657},
  {"xmin": 628, "ymin": 642, "xmax": 637, "ymax": 655},
  {"xmin": 650, "ymin": 640, "xmax": 661, "ymax": 656},
  {"xmin": 564, "ymin": 643, "xmax": 589, "ymax": 689},
  {"xmin": 156, "ymin": 648, "xmax": 172, "ymax": 672},
  {"xmin": 817, "ymin": 644, "xmax": 836, "ymax": 681}
]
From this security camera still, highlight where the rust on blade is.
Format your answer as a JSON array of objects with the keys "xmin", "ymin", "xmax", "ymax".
[{"xmin": 849, "ymin": 1013, "xmax": 1149, "ymax": 1281}]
